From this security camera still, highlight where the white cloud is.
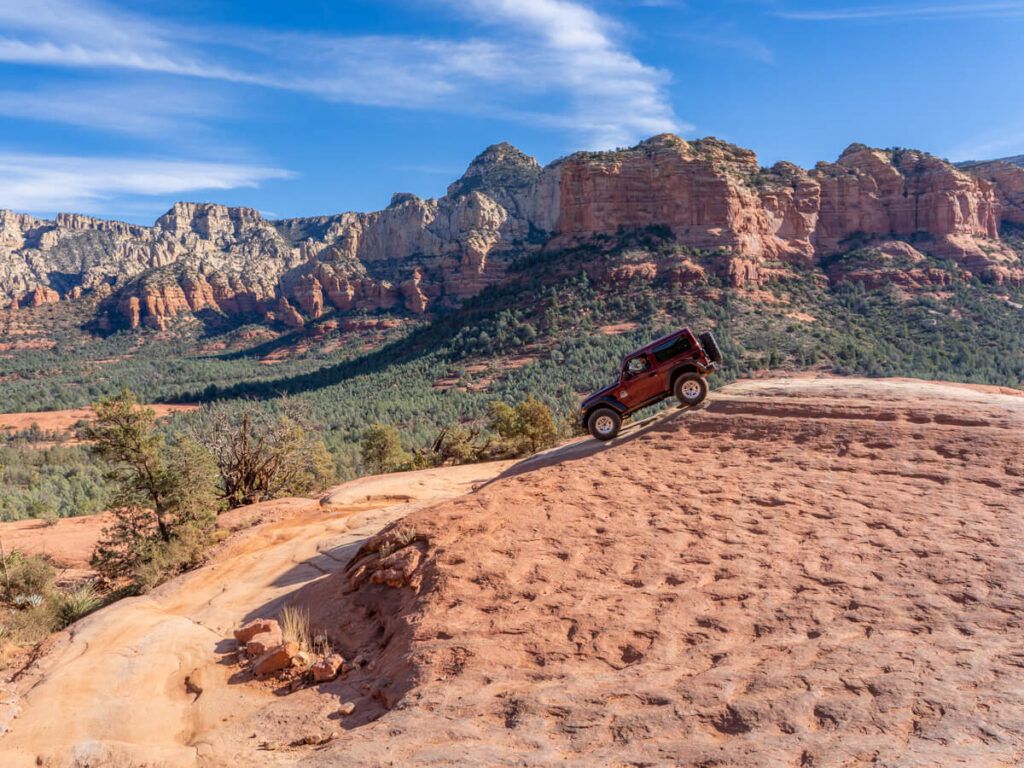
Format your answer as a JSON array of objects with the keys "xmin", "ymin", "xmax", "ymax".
[
  {"xmin": 0, "ymin": 153, "xmax": 293, "ymax": 214},
  {"xmin": 779, "ymin": 2, "xmax": 1024, "ymax": 21},
  {"xmin": 0, "ymin": 0, "xmax": 680, "ymax": 149},
  {"xmin": 0, "ymin": 82, "xmax": 227, "ymax": 137},
  {"xmin": 675, "ymin": 30, "xmax": 775, "ymax": 63},
  {"xmin": 449, "ymin": 0, "xmax": 680, "ymax": 147}
]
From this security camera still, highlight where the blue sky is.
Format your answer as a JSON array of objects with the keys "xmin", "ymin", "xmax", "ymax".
[{"xmin": 0, "ymin": 0, "xmax": 1022, "ymax": 223}]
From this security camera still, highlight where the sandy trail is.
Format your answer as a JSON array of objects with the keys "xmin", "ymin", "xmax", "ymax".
[{"xmin": 0, "ymin": 463, "xmax": 511, "ymax": 768}]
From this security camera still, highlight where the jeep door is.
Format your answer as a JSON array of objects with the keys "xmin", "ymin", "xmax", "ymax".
[{"xmin": 619, "ymin": 353, "xmax": 663, "ymax": 407}]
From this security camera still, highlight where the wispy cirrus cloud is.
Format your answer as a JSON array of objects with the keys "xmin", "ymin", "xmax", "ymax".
[
  {"xmin": 0, "ymin": 0, "xmax": 680, "ymax": 149},
  {"xmin": 0, "ymin": 82, "xmax": 228, "ymax": 138},
  {"xmin": 778, "ymin": 2, "xmax": 1024, "ymax": 21},
  {"xmin": 0, "ymin": 153, "xmax": 293, "ymax": 214},
  {"xmin": 452, "ymin": 0, "xmax": 680, "ymax": 146},
  {"xmin": 0, "ymin": 0, "xmax": 229, "ymax": 78},
  {"xmin": 0, "ymin": 0, "xmax": 682, "ymax": 215},
  {"xmin": 675, "ymin": 30, "xmax": 775, "ymax": 63}
]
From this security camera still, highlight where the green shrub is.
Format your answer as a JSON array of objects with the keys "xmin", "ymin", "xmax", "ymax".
[
  {"xmin": 0, "ymin": 602, "xmax": 59, "ymax": 644},
  {"xmin": 487, "ymin": 396, "xmax": 560, "ymax": 456},
  {"xmin": 189, "ymin": 404, "xmax": 335, "ymax": 508},
  {"xmin": 3, "ymin": 552, "xmax": 56, "ymax": 602},
  {"xmin": 83, "ymin": 392, "xmax": 220, "ymax": 589},
  {"xmin": 360, "ymin": 424, "xmax": 410, "ymax": 474},
  {"xmin": 131, "ymin": 523, "xmax": 212, "ymax": 593},
  {"xmin": 53, "ymin": 583, "xmax": 102, "ymax": 627}
]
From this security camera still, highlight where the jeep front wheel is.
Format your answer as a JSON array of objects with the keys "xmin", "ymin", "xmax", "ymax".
[
  {"xmin": 674, "ymin": 373, "xmax": 708, "ymax": 406},
  {"xmin": 587, "ymin": 407, "xmax": 622, "ymax": 441}
]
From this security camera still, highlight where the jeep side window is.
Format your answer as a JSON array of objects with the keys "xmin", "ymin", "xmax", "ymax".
[
  {"xmin": 651, "ymin": 334, "xmax": 692, "ymax": 364},
  {"xmin": 624, "ymin": 356, "xmax": 649, "ymax": 376}
]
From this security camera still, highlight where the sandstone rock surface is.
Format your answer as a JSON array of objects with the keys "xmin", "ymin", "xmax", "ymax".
[
  {"xmin": 244, "ymin": 627, "xmax": 283, "ymax": 657},
  {"xmin": 962, "ymin": 159, "xmax": 1024, "ymax": 225},
  {"xmin": 1, "ymin": 382, "xmax": 1022, "ymax": 766},
  {"xmin": 289, "ymin": 378, "xmax": 1024, "ymax": 766},
  {"xmin": 0, "ymin": 462, "xmax": 516, "ymax": 767},
  {"xmin": 813, "ymin": 145, "xmax": 1015, "ymax": 270}
]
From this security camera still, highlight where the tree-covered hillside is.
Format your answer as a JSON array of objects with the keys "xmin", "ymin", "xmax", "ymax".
[{"xmin": 2, "ymin": 229, "xmax": 1023, "ymax": 514}]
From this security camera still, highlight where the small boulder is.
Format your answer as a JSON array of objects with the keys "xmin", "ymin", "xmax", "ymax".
[
  {"xmin": 312, "ymin": 653, "xmax": 345, "ymax": 683},
  {"xmin": 244, "ymin": 626, "xmax": 283, "ymax": 657},
  {"xmin": 252, "ymin": 641, "xmax": 299, "ymax": 677},
  {"xmin": 370, "ymin": 546, "xmax": 424, "ymax": 588},
  {"xmin": 234, "ymin": 618, "xmax": 280, "ymax": 644},
  {"xmin": 338, "ymin": 701, "xmax": 356, "ymax": 716}
]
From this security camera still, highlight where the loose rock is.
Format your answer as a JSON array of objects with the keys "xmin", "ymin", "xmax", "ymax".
[
  {"xmin": 312, "ymin": 653, "xmax": 345, "ymax": 683},
  {"xmin": 244, "ymin": 627, "xmax": 283, "ymax": 657},
  {"xmin": 252, "ymin": 641, "xmax": 299, "ymax": 677},
  {"xmin": 234, "ymin": 618, "xmax": 280, "ymax": 644}
]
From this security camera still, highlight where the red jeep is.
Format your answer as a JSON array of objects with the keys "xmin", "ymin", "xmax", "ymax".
[{"xmin": 580, "ymin": 328, "xmax": 723, "ymax": 441}]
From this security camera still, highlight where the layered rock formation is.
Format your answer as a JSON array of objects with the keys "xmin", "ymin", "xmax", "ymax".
[
  {"xmin": 822, "ymin": 240, "xmax": 959, "ymax": 291},
  {"xmin": 2, "ymin": 135, "xmax": 1022, "ymax": 329},
  {"xmin": 813, "ymin": 145, "xmax": 1014, "ymax": 271},
  {"xmin": 554, "ymin": 135, "xmax": 820, "ymax": 265},
  {"xmin": 961, "ymin": 159, "xmax": 1024, "ymax": 226}
]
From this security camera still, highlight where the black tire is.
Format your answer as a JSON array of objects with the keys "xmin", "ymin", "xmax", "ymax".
[
  {"xmin": 587, "ymin": 407, "xmax": 622, "ymax": 441},
  {"xmin": 698, "ymin": 331, "xmax": 723, "ymax": 365},
  {"xmin": 673, "ymin": 372, "xmax": 708, "ymax": 406}
]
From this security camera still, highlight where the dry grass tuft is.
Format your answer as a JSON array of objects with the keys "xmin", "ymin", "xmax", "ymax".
[{"xmin": 280, "ymin": 605, "xmax": 312, "ymax": 653}]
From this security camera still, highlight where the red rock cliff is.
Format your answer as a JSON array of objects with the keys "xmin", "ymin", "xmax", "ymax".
[
  {"xmin": 553, "ymin": 134, "xmax": 820, "ymax": 264},
  {"xmin": 811, "ymin": 145, "xmax": 1012, "ymax": 270},
  {"xmin": 3, "ymin": 135, "xmax": 1022, "ymax": 331}
]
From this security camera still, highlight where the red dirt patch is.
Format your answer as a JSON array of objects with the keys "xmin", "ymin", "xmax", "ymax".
[
  {"xmin": 0, "ymin": 514, "xmax": 112, "ymax": 580},
  {"xmin": 0, "ymin": 404, "xmax": 198, "ymax": 438}
]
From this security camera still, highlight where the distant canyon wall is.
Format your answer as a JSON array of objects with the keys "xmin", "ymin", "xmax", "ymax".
[{"xmin": 2, "ymin": 135, "xmax": 1022, "ymax": 330}]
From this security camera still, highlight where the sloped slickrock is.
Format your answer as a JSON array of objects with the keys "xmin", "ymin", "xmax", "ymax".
[{"xmin": 292, "ymin": 378, "xmax": 1024, "ymax": 766}]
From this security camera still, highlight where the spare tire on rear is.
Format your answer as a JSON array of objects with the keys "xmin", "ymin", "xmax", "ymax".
[{"xmin": 698, "ymin": 331, "xmax": 723, "ymax": 364}]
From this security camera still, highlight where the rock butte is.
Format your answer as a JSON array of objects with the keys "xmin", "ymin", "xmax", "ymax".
[
  {"xmin": 2, "ymin": 137, "xmax": 1023, "ymax": 330},
  {"xmin": 1, "ymin": 378, "xmax": 1022, "ymax": 766}
]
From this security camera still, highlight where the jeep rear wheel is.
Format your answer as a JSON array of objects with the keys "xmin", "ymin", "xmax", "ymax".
[
  {"xmin": 587, "ymin": 407, "xmax": 622, "ymax": 441},
  {"xmin": 674, "ymin": 373, "xmax": 708, "ymax": 406}
]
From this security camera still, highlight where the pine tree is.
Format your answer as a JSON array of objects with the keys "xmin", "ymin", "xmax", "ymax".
[{"xmin": 81, "ymin": 392, "xmax": 219, "ymax": 584}]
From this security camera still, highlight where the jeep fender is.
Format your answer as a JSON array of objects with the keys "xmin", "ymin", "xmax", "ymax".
[
  {"xmin": 669, "ymin": 364, "xmax": 706, "ymax": 390},
  {"xmin": 581, "ymin": 395, "xmax": 627, "ymax": 426}
]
